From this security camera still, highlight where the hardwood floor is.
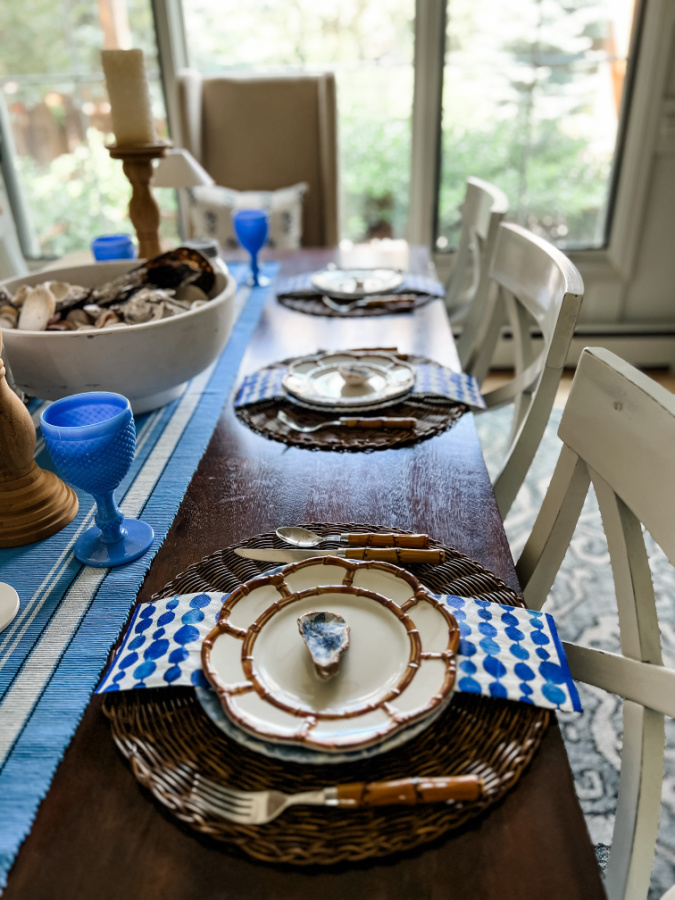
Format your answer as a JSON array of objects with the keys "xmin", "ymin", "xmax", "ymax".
[{"xmin": 483, "ymin": 368, "xmax": 675, "ymax": 408}]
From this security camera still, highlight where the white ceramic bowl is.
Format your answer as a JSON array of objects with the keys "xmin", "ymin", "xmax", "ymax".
[{"xmin": 0, "ymin": 261, "xmax": 237, "ymax": 414}]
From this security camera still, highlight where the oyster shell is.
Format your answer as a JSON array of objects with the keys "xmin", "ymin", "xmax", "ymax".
[
  {"xmin": 3, "ymin": 246, "xmax": 218, "ymax": 332},
  {"xmin": 298, "ymin": 610, "xmax": 350, "ymax": 682},
  {"xmin": 0, "ymin": 305, "xmax": 18, "ymax": 329},
  {"xmin": 18, "ymin": 285, "xmax": 56, "ymax": 331}
]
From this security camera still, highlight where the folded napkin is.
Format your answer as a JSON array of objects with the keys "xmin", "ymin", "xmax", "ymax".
[
  {"xmin": 96, "ymin": 592, "xmax": 581, "ymax": 714},
  {"xmin": 235, "ymin": 361, "xmax": 486, "ymax": 410},
  {"xmin": 276, "ymin": 272, "xmax": 446, "ymax": 299}
]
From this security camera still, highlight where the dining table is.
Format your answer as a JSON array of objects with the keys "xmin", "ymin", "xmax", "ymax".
[{"xmin": 1, "ymin": 244, "xmax": 605, "ymax": 900}]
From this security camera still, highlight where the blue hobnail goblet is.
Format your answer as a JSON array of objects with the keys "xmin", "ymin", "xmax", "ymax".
[
  {"xmin": 40, "ymin": 392, "xmax": 154, "ymax": 568},
  {"xmin": 233, "ymin": 208, "xmax": 270, "ymax": 287}
]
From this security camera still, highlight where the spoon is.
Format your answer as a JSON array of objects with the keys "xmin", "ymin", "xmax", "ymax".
[{"xmin": 275, "ymin": 526, "xmax": 431, "ymax": 549}]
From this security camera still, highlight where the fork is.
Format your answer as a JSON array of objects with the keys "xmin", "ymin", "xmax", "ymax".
[
  {"xmin": 277, "ymin": 409, "xmax": 417, "ymax": 433},
  {"xmin": 178, "ymin": 767, "xmax": 484, "ymax": 824},
  {"xmin": 321, "ymin": 295, "xmax": 416, "ymax": 313}
]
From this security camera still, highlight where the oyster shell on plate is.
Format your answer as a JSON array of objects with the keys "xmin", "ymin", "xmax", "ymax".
[{"xmin": 298, "ymin": 610, "xmax": 350, "ymax": 682}]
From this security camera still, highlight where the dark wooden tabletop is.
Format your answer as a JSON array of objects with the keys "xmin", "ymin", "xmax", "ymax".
[{"xmin": 3, "ymin": 245, "xmax": 604, "ymax": 900}]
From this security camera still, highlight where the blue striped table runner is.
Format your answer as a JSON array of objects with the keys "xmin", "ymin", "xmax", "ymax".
[{"xmin": 0, "ymin": 262, "xmax": 278, "ymax": 891}]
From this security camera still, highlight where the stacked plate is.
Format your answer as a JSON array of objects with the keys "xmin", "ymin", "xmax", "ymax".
[
  {"xmin": 311, "ymin": 267, "xmax": 403, "ymax": 300},
  {"xmin": 282, "ymin": 350, "xmax": 416, "ymax": 413},
  {"xmin": 199, "ymin": 557, "xmax": 460, "ymax": 765}
]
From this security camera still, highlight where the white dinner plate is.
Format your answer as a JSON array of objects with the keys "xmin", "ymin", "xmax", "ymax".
[
  {"xmin": 282, "ymin": 351, "xmax": 415, "ymax": 411},
  {"xmin": 201, "ymin": 556, "xmax": 460, "ymax": 753},
  {"xmin": 195, "ymin": 684, "xmax": 446, "ymax": 765},
  {"xmin": 311, "ymin": 268, "xmax": 403, "ymax": 299},
  {"xmin": 0, "ymin": 582, "xmax": 20, "ymax": 633}
]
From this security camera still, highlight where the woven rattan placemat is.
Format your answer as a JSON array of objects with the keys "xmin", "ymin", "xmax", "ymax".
[
  {"xmin": 235, "ymin": 356, "xmax": 467, "ymax": 451},
  {"xmin": 277, "ymin": 292, "xmax": 435, "ymax": 317},
  {"xmin": 103, "ymin": 524, "xmax": 549, "ymax": 866}
]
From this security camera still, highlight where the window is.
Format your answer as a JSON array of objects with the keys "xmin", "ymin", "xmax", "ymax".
[
  {"xmin": 182, "ymin": 0, "xmax": 415, "ymax": 243},
  {"xmin": 437, "ymin": 0, "xmax": 637, "ymax": 251},
  {"xmin": 0, "ymin": 0, "xmax": 174, "ymax": 259}
]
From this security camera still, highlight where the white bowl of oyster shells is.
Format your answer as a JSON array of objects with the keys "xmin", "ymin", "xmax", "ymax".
[{"xmin": 0, "ymin": 248, "xmax": 237, "ymax": 413}]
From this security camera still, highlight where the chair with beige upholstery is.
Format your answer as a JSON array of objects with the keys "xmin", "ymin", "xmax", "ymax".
[
  {"xmin": 447, "ymin": 177, "xmax": 508, "ymax": 355},
  {"xmin": 176, "ymin": 69, "xmax": 339, "ymax": 247},
  {"xmin": 516, "ymin": 347, "xmax": 675, "ymax": 900},
  {"xmin": 471, "ymin": 222, "xmax": 584, "ymax": 518}
]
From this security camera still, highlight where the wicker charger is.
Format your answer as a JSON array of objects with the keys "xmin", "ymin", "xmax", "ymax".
[
  {"xmin": 277, "ymin": 292, "xmax": 435, "ymax": 318},
  {"xmin": 235, "ymin": 355, "xmax": 468, "ymax": 451},
  {"xmin": 103, "ymin": 524, "xmax": 549, "ymax": 866}
]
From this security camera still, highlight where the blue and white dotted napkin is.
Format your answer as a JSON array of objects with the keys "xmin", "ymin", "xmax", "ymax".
[
  {"xmin": 235, "ymin": 361, "xmax": 486, "ymax": 410},
  {"xmin": 96, "ymin": 592, "xmax": 581, "ymax": 714},
  {"xmin": 275, "ymin": 272, "xmax": 446, "ymax": 299}
]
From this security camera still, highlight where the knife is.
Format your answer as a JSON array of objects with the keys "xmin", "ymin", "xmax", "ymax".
[{"xmin": 234, "ymin": 547, "xmax": 446, "ymax": 564}]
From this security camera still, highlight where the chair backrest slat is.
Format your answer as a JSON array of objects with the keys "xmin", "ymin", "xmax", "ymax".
[{"xmin": 560, "ymin": 349, "xmax": 675, "ymax": 564}]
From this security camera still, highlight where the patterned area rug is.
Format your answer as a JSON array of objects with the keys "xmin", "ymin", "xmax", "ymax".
[{"xmin": 475, "ymin": 407, "xmax": 675, "ymax": 900}]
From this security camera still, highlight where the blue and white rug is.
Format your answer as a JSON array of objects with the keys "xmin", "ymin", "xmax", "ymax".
[{"xmin": 476, "ymin": 406, "xmax": 675, "ymax": 900}]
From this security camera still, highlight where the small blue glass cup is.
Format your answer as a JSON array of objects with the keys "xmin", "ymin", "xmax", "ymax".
[
  {"xmin": 233, "ymin": 209, "xmax": 270, "ymax": 287},
  {"xmin": 91, "ymin": 234, "xmax": 137, "ymax": 261},
  {"xmin": 40, "ymin": 393, "xmax": 154, "ymax": 568}
]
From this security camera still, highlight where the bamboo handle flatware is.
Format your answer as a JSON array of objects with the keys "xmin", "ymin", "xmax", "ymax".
[
  {"xmin": 277, "ymin": 409, "xmax": 416, "ymax": 433},
  {"xmin": 178, "ymin": 768, "xmax": 485, "ymax": 824}
]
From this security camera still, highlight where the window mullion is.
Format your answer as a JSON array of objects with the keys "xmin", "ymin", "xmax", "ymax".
[{"xmin": 408, "ymin": 0, "xmax": 446, "ymax": 248}]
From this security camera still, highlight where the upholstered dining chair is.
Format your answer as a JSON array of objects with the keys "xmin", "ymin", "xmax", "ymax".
[
  {"xmin": 447, "ymin": 177, "xmax": 508, "ymax": 348},
  {"xmin": 176, "ymin": 69, "xmax": 339, "ymax": 247},
  {"xmin": 469, "ymin": 223, "xmax": 584, "ymax": 518},
  {"xmin": 516, "ymin": 347, "xmax": 675, "ymax": 900}
]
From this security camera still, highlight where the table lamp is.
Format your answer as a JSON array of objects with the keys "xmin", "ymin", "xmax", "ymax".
[{"xmin": 152, "ymin": 148, "xmax": 215, "ymax": 240}]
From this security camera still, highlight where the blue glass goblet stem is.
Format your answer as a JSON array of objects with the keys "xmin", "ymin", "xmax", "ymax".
[
  {"xmin": 40, "ymin": 392, "xmax": 154, "ymax": 568},
  {"xmin": 233, "ymin": 209, "xmax": 270, "ymax": 287}
]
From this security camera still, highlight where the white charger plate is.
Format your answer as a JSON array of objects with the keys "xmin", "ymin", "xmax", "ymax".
[
  {"xmin": 311, "ymin": 268, "xmax": 403, "ymax": 299},
  {"xmin": 282, "ymin": 351, "xmax": 415, "ymax": 411},
  {"xmin": 201, "ymin": 557, "xmax": 459, "ymax": 753}
]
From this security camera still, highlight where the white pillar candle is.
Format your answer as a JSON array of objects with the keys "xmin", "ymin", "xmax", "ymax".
[{"xmin": 102, "ymin": 48, "xmax": 156, "ymax": 145}]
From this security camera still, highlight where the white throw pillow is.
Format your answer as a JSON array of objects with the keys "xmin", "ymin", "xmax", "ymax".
[{"xmin": 188, "ymin": 182, "xmax": 308, "ymax": 251}]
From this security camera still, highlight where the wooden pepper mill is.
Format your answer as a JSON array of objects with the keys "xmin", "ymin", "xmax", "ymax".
[{"xmin": 0, "ymin": 330, "xmax": 78, "ymax": 548}]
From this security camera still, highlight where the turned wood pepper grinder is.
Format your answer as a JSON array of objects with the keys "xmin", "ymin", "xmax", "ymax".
[{"xmin": 0, "ymin": 330, "xmax": 78, "ymax": 548}]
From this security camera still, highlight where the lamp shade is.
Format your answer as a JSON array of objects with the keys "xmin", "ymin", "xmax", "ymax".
[{"xmin": 152, "ymin": 148, "xmax": 215, "ymax": 188}]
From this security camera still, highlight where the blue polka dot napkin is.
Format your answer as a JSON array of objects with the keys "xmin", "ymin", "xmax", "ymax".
[
  {"xmin": 96, "ymin": 592, "xmax": 581, "ymax": 713},
  {"xmin": 235, "ymin": 361, "xmax": 486, "ymax": 410}
]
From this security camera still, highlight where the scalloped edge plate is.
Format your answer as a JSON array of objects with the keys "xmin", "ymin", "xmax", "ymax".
[{"xmin": 201, "ymin": 557, "xmax": 459, "ymax": 753}]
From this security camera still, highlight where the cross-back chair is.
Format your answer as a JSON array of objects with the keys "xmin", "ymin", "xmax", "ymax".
[
  {"xmin": 516, "ymin": 347, "xmax": 675, "ymax": 900},
  {"xmin": 471, "ymin": 222, "xmax": 584, "ymax": 518},
  {"xmin": 448, "ymin": 178, "xmax": 508, "ymax": 361}
]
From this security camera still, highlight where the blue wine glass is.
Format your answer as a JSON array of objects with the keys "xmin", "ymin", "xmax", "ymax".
[
  {"xmin": 40, "ymin": 393, "xmax": 154, "ymax": 568},
  {"xmin": 233, "ymin": 209, "xmax": 270, "ymax": 287}
]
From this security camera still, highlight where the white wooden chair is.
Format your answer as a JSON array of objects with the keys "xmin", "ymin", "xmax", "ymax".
[
  {"xmin": 516, "ymin": 347, "xmax": 675, "ymax": 900},
  {"xmin": 472, "ymin": 223, "xmax": 584, "ymax": 518},
  {"xmin": 447, "ymin": 178, "xmax": 508, "ymax": 353}
]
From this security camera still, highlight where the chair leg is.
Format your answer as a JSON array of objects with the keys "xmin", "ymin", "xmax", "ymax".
[{"xmin": 604, "ymin": 701, "xmax": 664, "ymax": 900}]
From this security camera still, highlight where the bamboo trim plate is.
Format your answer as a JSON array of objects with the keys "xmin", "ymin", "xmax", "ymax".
[
  {"xmin": 310, "ymin": 267, "xmax": 403, "ymax": 299},
  {"xmin": 282, "ymin": 351, "xmax": 416, "ymax": 411},
  {"xmin": 201, "ymin": 557, "xmax": 460, "ymax": 752}
]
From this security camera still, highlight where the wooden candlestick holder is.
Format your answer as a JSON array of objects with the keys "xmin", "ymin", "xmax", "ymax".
[
  {"xmin": 0, "ymin": 331, "xmax": 78, "ymax": 548},
  {"xmin": 107, "ymin": 140, "xmax": 172, "ymax": 259}
]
